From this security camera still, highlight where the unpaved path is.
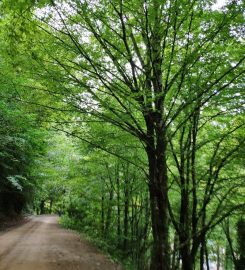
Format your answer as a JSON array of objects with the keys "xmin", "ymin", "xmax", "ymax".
[{"xmin": 0, "ymin": 215, "xmax": 122, "ymax": 270}]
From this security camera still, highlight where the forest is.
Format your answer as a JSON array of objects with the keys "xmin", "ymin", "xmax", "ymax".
[{"xmin": 0, "ymin": 0, "xmax": 244, "ymax": 269}]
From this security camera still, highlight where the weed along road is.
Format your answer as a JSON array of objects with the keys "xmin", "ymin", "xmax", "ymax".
[{"xmin": 0, "ymin": 215, "xmax": 121, "ymax": 270}]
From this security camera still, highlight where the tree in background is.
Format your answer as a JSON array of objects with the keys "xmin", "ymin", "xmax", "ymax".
[
  {"xmin": 0, "ymin": 28, "xmax": 47, "ymax": 219},
  {"xmin": 0, "ymin": 80, "xmax": 46, "ymax": 218},
  {"xmin": 224, "ymin": 217, "xmax": 245, "ymax": 270}
]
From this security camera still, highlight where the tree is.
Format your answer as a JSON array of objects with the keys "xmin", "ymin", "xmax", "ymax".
[
  {"xmin": 168, "ymin": 99, "xmax": 245, "ymax": 269},
  {"xmin": 0, "ymin": 79, "xmax": 46, "ymax": 218},
  {"xmin": 224, "ymin": 217, "xmax": 245, "ymax": 270},
  {"xmin": 2, "ymin": 0, "xmax": 245, "ymax": 269},
  {"xmin": 0, "ymin": 26, "xmax": 47, "ymax": 219}
]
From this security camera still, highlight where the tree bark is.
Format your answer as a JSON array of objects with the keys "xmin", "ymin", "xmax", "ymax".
[
  {"xmin": 200, "ymin": 238, "xmax": 205, "ymax": 270},
  {"xmin": 104, "ymin": 187, "xmax": 113, "ymax": 237},
  {"xmin": 116, "ymin": 177, "xmax": 121, "ymax": 244},
  {"xmin": 205, "ymin": 242, "xmax": 210, "ymax": 270},
  {"xmin": 123, "ymin": 179, "xmax": 129, "ymax": 252},
  {"xmin": 101, "ymin": 194, "xmax": 105, "ymax": 235},
  {"xmin": 49, "ymin": 198, "xmax": 53, "ymax": 214},
  {"xmin": 171, "ymin": 231, "xmax": 180, "ymax": 270},
  {"xmin": 40, "ymin": 200, "xmax": 45, "ymax": 215},
  {"xmin": 146, "ymin": 129, "xmax": 170, "ymax": 270},
  {"xmin": 217, "ymin": 244, "xmax": 220, "ymax": 270}
]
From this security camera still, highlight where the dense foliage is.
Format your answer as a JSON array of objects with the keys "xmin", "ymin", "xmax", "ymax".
[
  {"xmin": 0, "ymin": 0, "xmax": 244, "ymax": 269},
  {"xmin": 0, "ymin": 68, "xmax": 46, "ymax": 218}
]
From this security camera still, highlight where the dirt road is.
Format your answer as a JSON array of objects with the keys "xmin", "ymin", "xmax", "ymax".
[{"xmin": 0, "ymin": 215, "xmax": 122, "ymax": 270}]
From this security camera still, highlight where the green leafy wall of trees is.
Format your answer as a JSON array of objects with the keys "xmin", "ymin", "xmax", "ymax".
[{"xmin": 0, "ymin": 0, "xmax": 244, "ymax": 269}]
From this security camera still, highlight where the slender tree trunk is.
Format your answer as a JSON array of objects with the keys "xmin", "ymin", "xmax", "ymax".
[
  {"xmin": 200, "ymin": 238, "xmax": 205, "ymax": 270},
  {"xmin": 104, "ymin": 188, "xmax": 113, "ymax": 237},
  {"xmin": 49, "ymin": 198, "xmax": 53, "ymax": 214},
  {"xmin": 179, "ymin": 191, "xmax": 193, "ymax": 270},
  {"xmin": 179, "ymin": 128, "xmax": 193, "ymax": 270},
  {"xmin": 205, "ymin": 242, "xmax": 210, "ymax": 270},
  {"xmin": 236, "ymin": 219, "xmax": 245, "ymax": 270},
  {"xmin": 101, "ymin": 194, "xmax": 105, "ymax": 235},
  {"xmin": 172, "ymin": 231, "xmax": 179, "ymax": 270},
  {"xmin": 101, "ymin": 177, "xmax": 105, "ymax": 235},
  {"xmin": 140, "ymin": 196, "xmax": 150, "ymax": 265},
  {"xmin": 123, "ymin": 180, "xmax": 129, "ymax": 252},
  {"xmin": 217, "ymin": 244, "xmax": 221, "ymax": 270},
  {"xmin": 116, "ymin": 177, "xmax": 121, "ymax": 244},
  {"xmin": 130, "ymin": 195, "xmax": 134, "ymax": 248},
  {"xmin": 40, "ymin": 200, "xmax": 45, "ymax": 215}
]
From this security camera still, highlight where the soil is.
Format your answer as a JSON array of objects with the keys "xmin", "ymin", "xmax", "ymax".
[
  {"xmin": 0, "ymin": 215, "xmax": 122, "ymax": 270},
  {"xmin": 0, "ymin": 215, "xmax": 29, "ymax": 232}
]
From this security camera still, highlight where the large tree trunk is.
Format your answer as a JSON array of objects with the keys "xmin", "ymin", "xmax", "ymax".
[
  {"xmin": 144, "ymin": 3, "xmax": 170, "ymax": 266},
  {"xmin": 146, "ymin": 131, "xmax": 170, "ymax": 270},
  {"xmin": 180, "ymin": 247, "xmax": 194, "ymax": 270}
]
